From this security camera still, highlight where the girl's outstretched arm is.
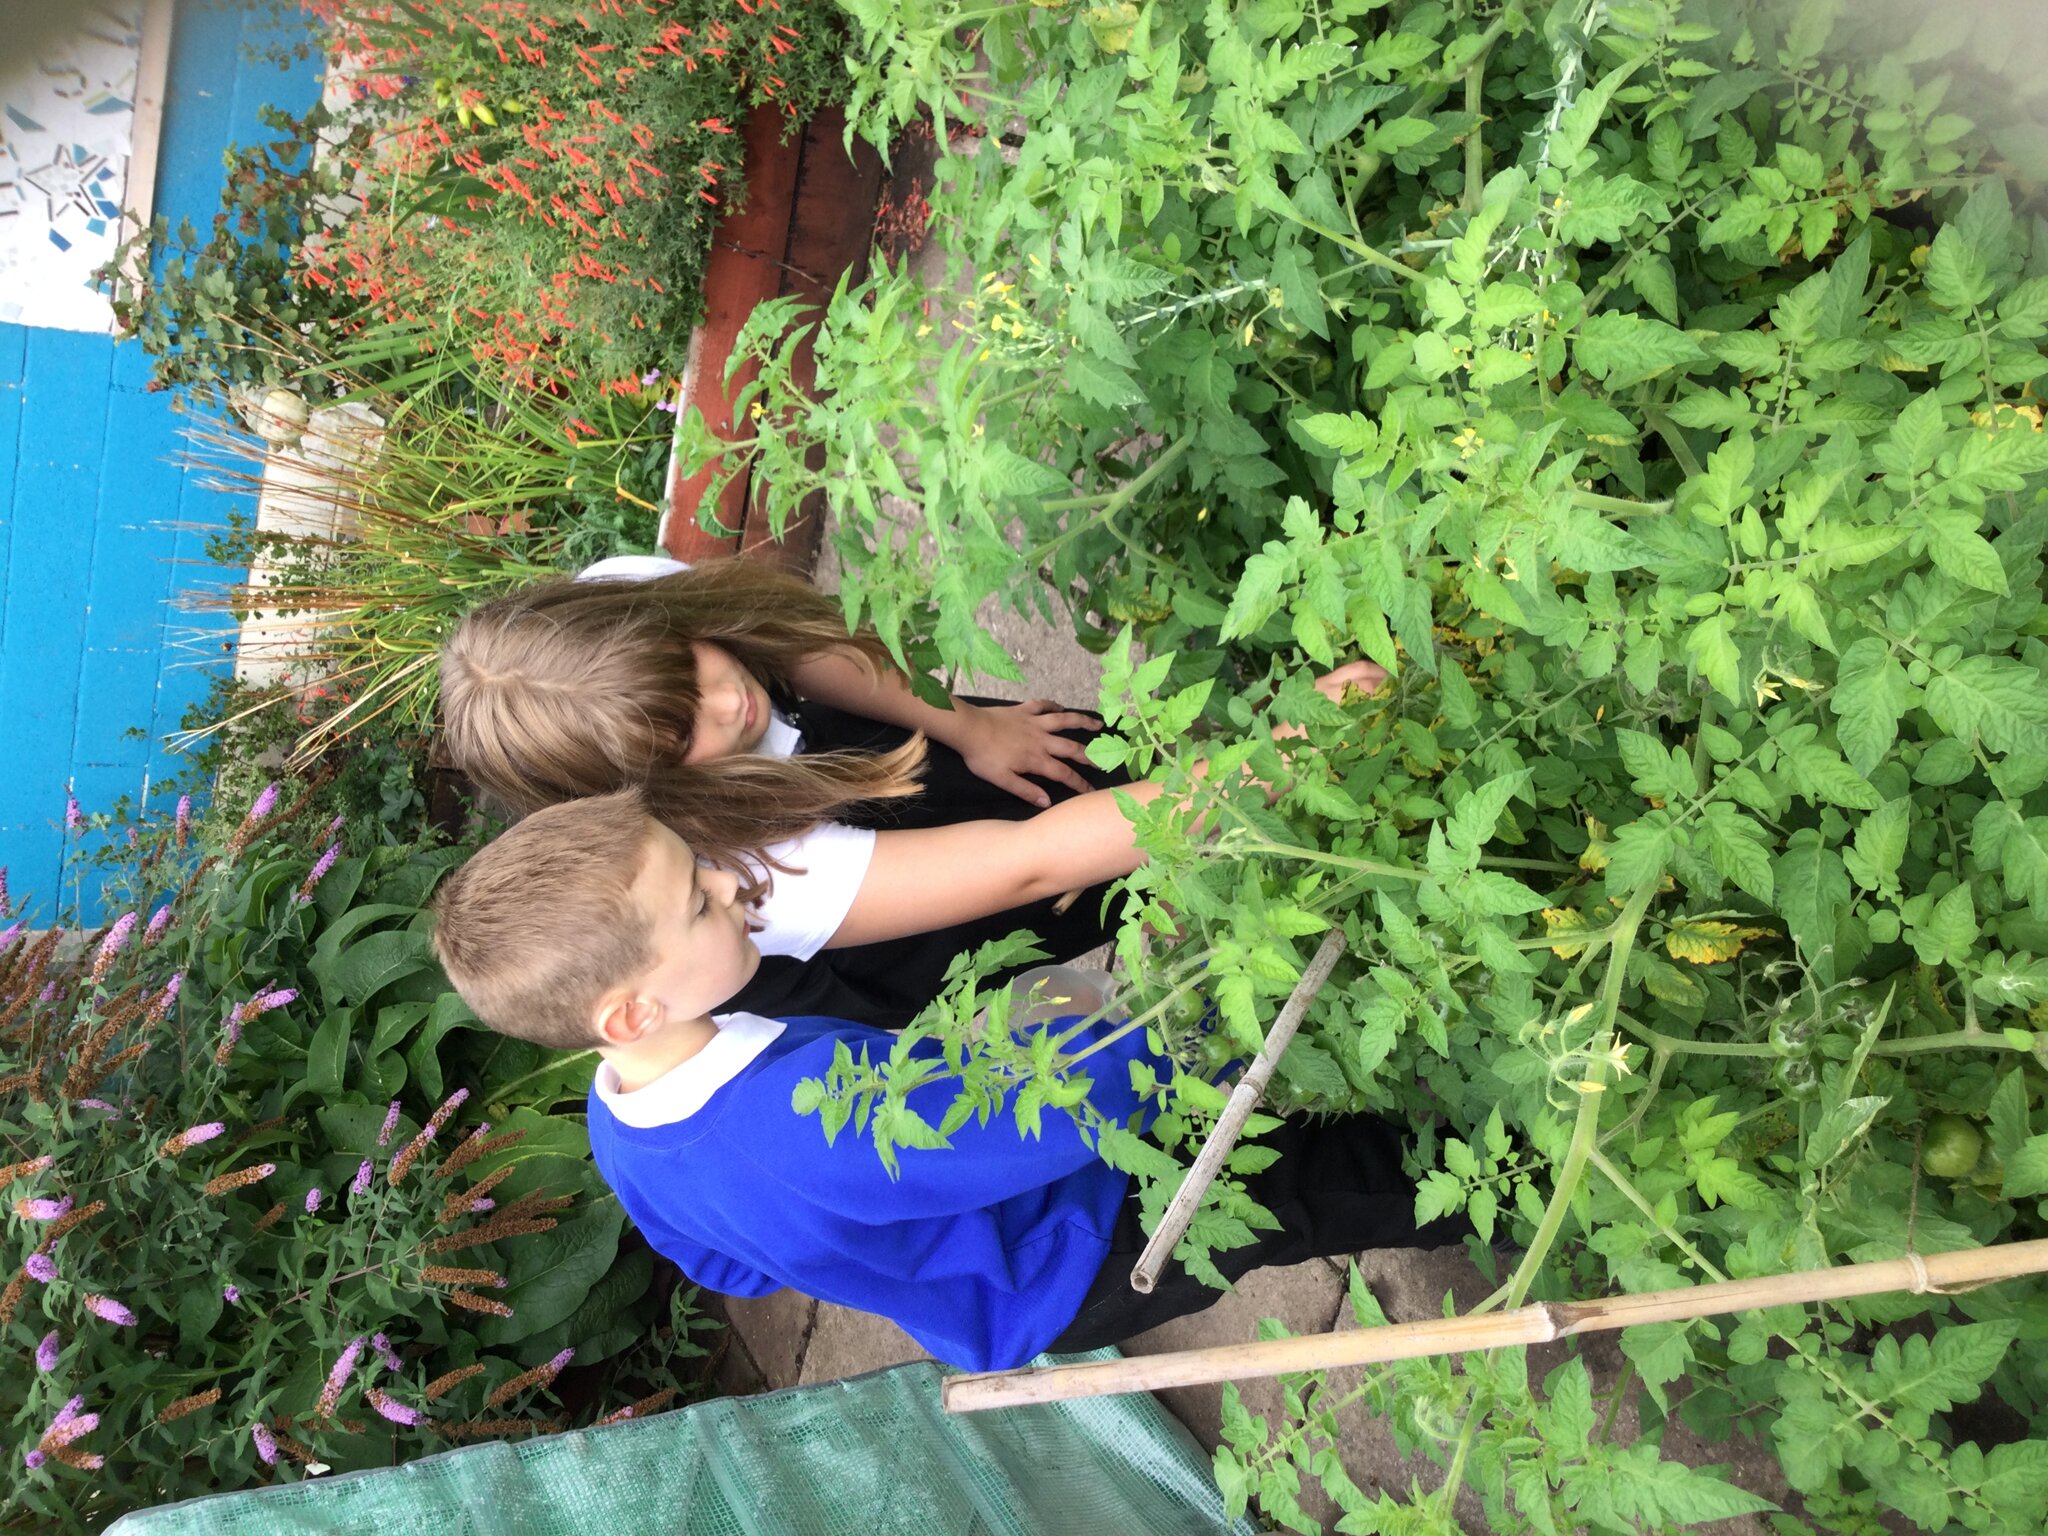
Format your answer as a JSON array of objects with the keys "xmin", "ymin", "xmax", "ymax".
[
  {"xmin": 824, "ymin": 783, "xmax": 1162, "ymax": 949},
  {"xmin": 791, "ymin": 647, "xmax": 1101, "ymax": 808},
  {"xmin": 823, "ymin": 658, "xmax": 1388, "ymax": 949}
]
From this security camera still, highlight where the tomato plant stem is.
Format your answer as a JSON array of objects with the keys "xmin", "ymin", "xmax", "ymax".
[
  {"xmin": 1503, "ymin": 880, "xmax": 1656, "ymax": 1310},
  {"xmin": 1024, "ymin": 434, "xmax": 1194, "ymax": 566}
]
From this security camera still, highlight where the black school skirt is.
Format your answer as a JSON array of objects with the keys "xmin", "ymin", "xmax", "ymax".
[{"xmin": 721, "ymin": 696, "xmax": 1130, "ymax": 1029}]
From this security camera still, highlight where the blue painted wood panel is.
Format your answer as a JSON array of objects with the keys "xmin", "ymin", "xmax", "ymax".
[{"xmin": 0, "ymin": 3, "xmax": 319, "ymax": 921}]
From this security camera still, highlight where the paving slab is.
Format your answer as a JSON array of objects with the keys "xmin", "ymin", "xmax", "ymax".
[
  {"xmin": 719, "ymin": 1285, "xmax": 819, "ymax": 1390},
  {"xmin": 797, "ymin": 1302, "xmax": 931, "ymax": 1387},
  {"xmin": 1120, "ymin": 1259, "xmax": 1349, "ymax": 1530}
]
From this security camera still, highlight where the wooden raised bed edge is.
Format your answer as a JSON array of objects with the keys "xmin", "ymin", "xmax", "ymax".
[{"xmin": 660, "ymin": 101, "xmax": 884, "ymax": 576}]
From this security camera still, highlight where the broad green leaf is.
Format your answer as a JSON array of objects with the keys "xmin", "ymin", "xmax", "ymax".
[
  {"xmin": 1925, "ymin": 655, "xmax": 2048, "ymax": 758},
  {"xmin": 305, "ymin": 1010, "xmax": 352, "ymax": 1098},
  {"xmin": 1607, "ymin": 816, "xmax": 1675, "ymax": 897},
  {"xmin": 1809, "ymin": 1094, "xmax": 1889, "ymax": 1167},
  {"xmin": 1909, "ymin": 882, "xmax": 1978, "ymax": 967},
  {"xmin": 1831, "ymin": 637, "xmax": 1913, "ymax": 776},
  {"xmin": 1299, "ymin": 411, "xmax": 1377, "ymax": 457},
  {"xmin": 311, "ymin": 928, "xmax": 436, "ymax": 1008},
  {"xmin": 1617, "ymin": 730, "xmax": 1694, "ymax": 803},
  {"xmin": 1844, "ymin": 798, "xmax": 1910, "ymax": 892},
  {"xmin": 1575, "ymin": 312, "xmax": 1707, "ymax": 389},
  {"xmin": 1702, "ymin": 804, "xmax": 1774, "ymax": 902},
  {"xmin": 1926, "ymin": 223, "xmax": 1995, "ymax": 311},
  {"xmin": 2005, "ymin": 1135, "xmax": 2048, "ymax": 1199},
  {"xmin": 1447, "ymin": 771, "xmax": 1528, "ymax": 854},
  {"xmin": 1685, "ymin": 613, "xmax": 1741, "ymax": 703},
  {"xmin": 1776, "ymin": 834, "xmax": 1851, "ymax": 973},
  {"xmin": 1220, "ymin": 543, "xmax": 1293, "ymax": 640},
  {"xmin": 1973, "ymin": 801, "xmax": 2048, "ymax": 915},
  {"xmin": 1783, "ymin": 742, "xmax": 1883, "ymax": 810},
  {"xmin": 1575, "ymin": 1443, "xmax": 1777, "ymax": 1527}
]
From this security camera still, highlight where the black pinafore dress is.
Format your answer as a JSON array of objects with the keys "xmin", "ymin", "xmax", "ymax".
[{"xmin": 719, "ymin": 694, "xmax": 1130, "ymax": 1029}]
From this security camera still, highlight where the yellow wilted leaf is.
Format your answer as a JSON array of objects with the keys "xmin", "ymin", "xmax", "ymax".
[
  {"xmin": 1664, "ymin": 918, "xmax": 1770, "ymax": 965},
  {"xmin": 1578, "ymin": 816, "xmax": 1611, "ymax": 875},
  {"xmin": 1970, "ymin": 402, "xmax": 2046, "ymax": 433},
  {"xmin": 1542, "ymin": 908, "xmax": 1596, "ymax": 959},
  {"xmin": 1083, "ymin": 1, "xmax": 1139, "ymax": 51}
]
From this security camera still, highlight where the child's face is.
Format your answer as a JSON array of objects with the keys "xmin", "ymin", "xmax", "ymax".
[
  {"xmin": 681, "ymin": 642, "xmax": 773, "ymax": 763},
  {"xmin": 624, "ymin": 821, "xmax": 761, "ymax": 1020}
]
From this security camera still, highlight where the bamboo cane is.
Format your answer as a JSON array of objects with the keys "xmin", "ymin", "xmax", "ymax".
[
  {"xmin": 1129, "ymin": 929, "xmax": 1348, "ymax": 1294},
  {"xmin": 943, "ymin": 1238, "xmax": 2048, "ymax": 1413}
]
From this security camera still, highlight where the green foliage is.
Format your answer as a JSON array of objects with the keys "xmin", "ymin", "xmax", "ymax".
[
  {"xmin": 1, "ymin": 784, "xmax": 699, "ymax": 1531},
  {"xmin": 97, "ymin": 102, "xmax": 368, "ymax": 400},
  {"xmin": 746, "ymin": 0, "xmax": 2048, "ymax": 1526}
]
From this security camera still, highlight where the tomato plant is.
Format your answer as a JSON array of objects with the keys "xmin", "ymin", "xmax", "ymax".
[{"xmin": 735, "ymin": 0, "xmax": 2048, "ymax": 1528}]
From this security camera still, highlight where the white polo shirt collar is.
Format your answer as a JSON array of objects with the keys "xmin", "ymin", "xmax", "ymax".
[{"xmin": 591, "ymin": 1012, "xmax": 787, "ymax": 1129}]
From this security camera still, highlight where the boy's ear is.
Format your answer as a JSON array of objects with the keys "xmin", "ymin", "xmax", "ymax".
[{"xmin": 593, "ymin": 990, "xmax": 663, "ymax": 1047}]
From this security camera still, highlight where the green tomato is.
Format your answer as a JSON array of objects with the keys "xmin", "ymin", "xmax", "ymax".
[
  {"xmin": 1775, "ymin": 1054, "xmax": 1820, "ymax": 1101},
  {"xmin": 1769, "ymin": 1013, "xmax": 1814, "ymax": 1057},
  {"xmin": 1923, "ymin": 1114, "xmax": 1983, "ymax": 1179}
]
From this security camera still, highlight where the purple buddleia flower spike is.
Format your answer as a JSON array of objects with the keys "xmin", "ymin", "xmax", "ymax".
[
  {"xmin": 316, "ymin": 1337, "xmax": 365, "ymax": 1419},
  {"xmin": 366, "ymin": 1388, "xmax": 422, "ymax": 1426},
  {"xmin": 83, "ymin": 1294, "xmax": 137, "ymax": 1326},
  {"xmin": 35, "ymin": 1331, "xmax": 59, "ymax": 1372},
  {"xmin": 91, "ymin": 914, "xmax": 138, "ymax": 984}
]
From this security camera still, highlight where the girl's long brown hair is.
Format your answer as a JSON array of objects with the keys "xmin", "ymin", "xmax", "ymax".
[{"xmin": 440, "ymin": 560, "xmax": 926, "ymax": 872}]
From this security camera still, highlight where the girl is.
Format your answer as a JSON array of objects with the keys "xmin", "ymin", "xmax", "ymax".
[{"xmin": 441, "ymin": 555, "xmax": 1376, "ymax": 1026}]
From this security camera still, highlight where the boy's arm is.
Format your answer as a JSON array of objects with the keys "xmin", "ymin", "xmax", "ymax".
[{"xmin": 791, "ymin": 647, "xmax": 1101, "ymax": 808}]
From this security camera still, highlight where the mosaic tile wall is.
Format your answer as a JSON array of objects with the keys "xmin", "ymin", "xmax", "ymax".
[{"xmin": 0, "ymin": 3, "xmax": 145, "ymax": 332}]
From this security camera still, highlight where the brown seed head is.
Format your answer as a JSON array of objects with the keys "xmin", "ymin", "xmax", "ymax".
[
  {"xmin": 156, "ymin": 1387, "xmax": 222, "ymax": 1423},
  {"xmin": 423, "ymin": 1363, "xmax": 487, "ymax": 1401},
  {"xmin": 445, "ymin": 1289, "xmax": 515, "ymax": 1318},
  {"xmin": 202, "ymin": 1163, "xmax": 276, "ymax": 1197}
]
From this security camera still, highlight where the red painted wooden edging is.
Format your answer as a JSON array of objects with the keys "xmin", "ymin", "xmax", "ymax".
[{"xmin": 663, "ymin": 103, "xmax": 883, "ymax": 573}]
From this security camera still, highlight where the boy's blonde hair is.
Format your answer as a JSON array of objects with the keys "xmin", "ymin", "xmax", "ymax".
[
  {"xmin": 440, "ymin": 561, "xmax": 925, "ymax": 879},
  {"xmin": 431, "ymin": 791, "xmax": 659, "ymax": 1050}
]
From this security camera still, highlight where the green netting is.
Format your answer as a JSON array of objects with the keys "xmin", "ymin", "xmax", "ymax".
[{"xmin": 105, "ymin": 1351, "xmax": 1255, "ymax": 1536}]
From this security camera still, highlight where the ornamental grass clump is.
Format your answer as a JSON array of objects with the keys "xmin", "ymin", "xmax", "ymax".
[
  {"xmin": 0, "ymin": 783, "xmax": 690, "ymax": 1532},
  {"xmin": 167, "ymin": 351, "xmax": 658, "ymax": 767}
]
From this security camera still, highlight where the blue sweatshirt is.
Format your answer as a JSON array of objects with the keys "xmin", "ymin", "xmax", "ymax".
[{"xmin": 584, "ymin": 1012, "xmax": 1161, "ymax": 1371}]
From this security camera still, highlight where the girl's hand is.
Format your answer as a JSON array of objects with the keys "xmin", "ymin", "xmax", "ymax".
[
  {"xmin": 1313, "ymin": 659, "xmax": 1388, "ymax": 703},
  {"xmin": 955, "ymin": 699, "xmax": 1104, "ymax": 807},
  {"xmin": 1272, "ymin": 659, "xmax": 1389, "ymax": 746}
]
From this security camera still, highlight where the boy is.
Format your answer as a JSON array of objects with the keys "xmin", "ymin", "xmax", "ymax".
[{"xmin": 430, "ymin": 791, "xmax": 1461, "ymax": 1373}]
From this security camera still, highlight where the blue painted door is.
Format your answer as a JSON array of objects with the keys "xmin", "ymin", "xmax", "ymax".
[{"xmin": 0, "ymin": 3, "xmax": 320, "ymax": 920}]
